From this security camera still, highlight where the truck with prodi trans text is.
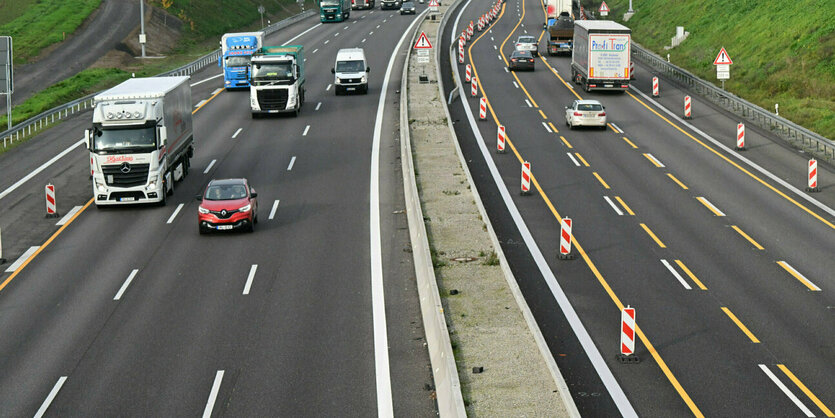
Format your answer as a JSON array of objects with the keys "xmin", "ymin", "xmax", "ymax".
[
  {"xmin": 352, "ymin": 0, "xmax": 375, "ymax": 10},
  {"xmin": 571, "ymin": 20, "xmax": 631, "ymax": 92},
  {"xmin": 87, "ymin": 76, "xmax": 194, "ymax": 206},
  {"xmin": 219, "ymin": 32, "xmax": 264, "ymax": 89},
  {"xmin": 318, "ymin": 0, "xmax": 351, "ymax": 22},
  {"xmin": 249, "ymin": 46, "xmax": 306, "ymax": 117}
]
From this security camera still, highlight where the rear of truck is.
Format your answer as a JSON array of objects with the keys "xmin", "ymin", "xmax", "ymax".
[
  {"xmin": 571, "ymin": 20, "xmax": 631, "ymax": 92},
  {"xmin": 547, "ymin": 14, "xmax": 574, "ymax": 55},
  {"xmin": 352, "ymin": 0, "xmax": 374, "ymax": 10},
  {"xmin": 249, "ymin": 46, "xmax": 306, "ymax": 117}
]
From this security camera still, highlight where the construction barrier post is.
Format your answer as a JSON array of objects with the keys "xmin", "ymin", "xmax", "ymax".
[
  {"xmin": 806, "ymin": 159, "xmax": 821, "ymax": 192},
  {"xmin": 45, "ymin": 183, "xmax": 60, "ymax": 218},
  {"xmin": 0, "ymin": 227, "xmax": 6, "ymax": 265},
  {"xmin": 458, "ymin": 41, "xmax": 465, "ymax": 64},
  {"xmin": 479, "ymin": 97, "xmax": 487, "ymax": 120},
  {"xmin": 735, "ymin": 123, "xmax": 746, "ymax": 151},
  {"xmin": 521, "ymin": 161, "xmax": 531, "ymax": 195},
  {"xmin": 471, "ymin": 77, "xmax": 478, "ymax": 97},
  {"xmin": 497, "ymin": 125, "xmax": 506, "ymax": 154},
  {"xmin": 617, "ymin": 306, "xmax": 640, "ymax": 363},
  {"xmin": 684, "ymin": 95, "xmax": 692, "ymax": 119},
  {"xmin": 652, "ymin": 76, "xmax": 659, "ymax": 97},
  {"xmin": 559, "ymin": 218, "xmax": 575, "ymax": 260},
  {"xmin": 465, "ymin": 64, "xmax": 472, "ymax": 82}
]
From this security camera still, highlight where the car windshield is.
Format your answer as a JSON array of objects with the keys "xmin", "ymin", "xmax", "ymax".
[
  {"xmin": 252, "ymin": 62, "xmax": 294, "ymax": 82},
  {"xmin": 321, "ymin": 0, "xmax": 341, "ymax": 5},
  {"xmin": 336, "ymin": 60, "xmax": 365, "ymax": 72},
  {"xmin": 577, "ymin": 103, "xmax": 603, "ymax": 111},
  {"xmin": 225, "ymin": 56, "xmax": 251, "ymax": 67},
  {"xmin": 205, "ymin": 184, "xmax": 248, "ymax": 200},
  {"xmin": 94, "ymin": 126, "xmax": 156, "ymax": 152},
  {"xmin": 402, "ymin": 2, "xmax": 414, "ymax": 6},
  {"xmin": 518, "ymin": 36, "xmax": 536, "ymax": 43}
]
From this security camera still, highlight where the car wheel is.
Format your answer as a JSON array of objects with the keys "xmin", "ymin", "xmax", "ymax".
[{"xmin": 569, "ymin": 121, "xmax": 575, "ymax": 130}]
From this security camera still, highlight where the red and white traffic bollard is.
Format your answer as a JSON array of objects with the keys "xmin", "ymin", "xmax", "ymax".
[
  {"xmin": 807, "ymin": 159, "xmax": 820, "ymax": 192},
  {"xmin": 471, "ymin": 77, "xmax": 478, "ymax": 97},
  {"xmin": 497, "ymin": 125, "xmax": 506, "ymax": 153},
  {"xmin": 683, "ymin": 95, "xmax": 692, "ymax": 119},
  {"xmin": 45, "ymin": 183, "xmax": 59, "ymax": 218},
  {"xmin": 652, "ymin": 76, "xmax": 659, "ymax": 97},
  {"xmin": 735, "ymin": 123, "xmax": 746, "ymax": 151},
  {"xmin": 617, "ymin": 306, "xmax": 639, "ymax": 363},
  {"xmin": 558, "ymin": 217, "xmax": 574, "ymax": 259},
  {"xmin": 479, "ymin": 97, "xmax": 488, "ymax": 120},
  {"xmin": 465, "ymin": 64, "xmax": 472, "ymax": 82},
  {"xmin": 521, "ymin": 161, "xmax": 531, "ymax": 195},
  {"xmin": 458, "ymin": 41, "xmax": 465, "ymax": 64},
  {"xmin": 468, "ymin": 22, "xmax": 473, "ymax": 38}
]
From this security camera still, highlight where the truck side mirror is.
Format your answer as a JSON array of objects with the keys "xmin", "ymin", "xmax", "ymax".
[
  {"xmin": 331, "ymin": 68, "xmax": 335, "ymax": 74},
  {"xmin": 84, "ymin": 129, "xmax": 91, "ymax": 150},
  {"xmin": 250, "ymin": 192, "xmax": 258, "ymax": 198},
  {"xmin": 159, "ymin": 126, "xmax": 168, "ymax": 147}
]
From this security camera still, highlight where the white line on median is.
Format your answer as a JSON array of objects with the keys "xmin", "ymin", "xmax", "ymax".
[
  {"xmin": 231, "ymin": 128, "xmax": 242, "ymax": 139},
  {"xmin": 203, "ymin": 159, "xmax": 216, "ymax": 174},
  {"xmin": 567, "ymin": 153, "xmax": 580, "ymax": 166},
  {"xmin": 202, "ymin": 370, "xmax": 224, "ymax": 418},
  {"xmin": 34, "ymin": 376, "xmax": 67, "ymax": 418},
  {"xmin": 0, "ymin": 138, "xmax": 85, "ymax": 202},
  {"xmin": 316, "ymin": 102, "xmax": 322, "ymax": 111},
  {"xmin": 661, "ymin": 259, "xmax": 692, "ymax": 290},
  {"xmin": 114, "ymin": 269, "xmax": 139, "ymax": 300},
  {"xmin": 5, "ymin": 246, "xmax": 38, "ymax": 272},
  {"xmin": 513, "ymin": 81, "xmax": 519, "ymax": 88},
  {"xmin": 269, "ymin": 199, "xmax": 280, "ymax": 220},
  {"xmin": 287, "ymin": 156, "xmax": 296, "ymax": 171},
  {"xmin": 56, "ymin": 205, "xmax": 82, "ymax": 226},
  {"xmin": 759, "ymin": 365, "xmax": 814, "ymax": 417},
  {"xmin": 303, "ymin": 125, "xmax": 310, "ymax": 136},
  {"xmin": 243, "ymin": 264, "xmax": 257, "ymax": 295},
  {"xmin": 190, "ymin": 73, "xmax": 223, "ymax": 87},
  {"xmin": 542, "ymin": 122, "xmax": 552, "ymax": 133},
  {"xmin": 166, "ymin": 203, "xmax": 184, "ymax": 224},
  {"xmin": 603, "ymin": 196, "xmax": 623, "ymax": 216}
]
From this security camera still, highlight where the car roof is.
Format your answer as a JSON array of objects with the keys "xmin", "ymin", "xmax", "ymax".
[
  {"xmin": 576, "ymin": 99, "xmax": 602, "ymax": 105},
  {"xmin": 518, "ymin": 36, "xmax": 535, "ymax": 41},
  {"xmin": 512, "ymin": 50, "xmax": 532, "ymax": 55},
  {"xmin": 336, "ymin": 48, "xmax": 366, "ymax": 61},
  {"xmin": 208, "ymin": 178, "xmax": 248, "ymax": 186}
]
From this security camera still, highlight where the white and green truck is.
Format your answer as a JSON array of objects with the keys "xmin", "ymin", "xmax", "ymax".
[{"xmin": 249, "ymin": 46, "xmax": 306, "ymax": 117}]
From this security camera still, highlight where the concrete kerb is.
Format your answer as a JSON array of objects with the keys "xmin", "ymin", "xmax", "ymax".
[
  {"xmin": 400, "ymin": 12, "xmax": 467, "ymax": 417},
  {"xmin": 436, "ymin": 3, "xmax": 579, "ymax": 416}
]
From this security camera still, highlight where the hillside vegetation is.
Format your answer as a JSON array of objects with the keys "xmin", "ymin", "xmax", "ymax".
[{"xmin": 589, "ymin": 0, "xmax": 835, "ymax": 140}]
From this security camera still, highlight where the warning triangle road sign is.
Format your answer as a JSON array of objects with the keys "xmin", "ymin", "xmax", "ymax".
[
  {"xmin": 414, "ymin": 32, "xmax": 433, "ymax": 49},
  {"xmin": 714, "ymin": 47, "xmax": 733, "ymax": 65},
  {"xmin": 599, "ymin": 1, "xmax": 610, "ymax": 12},
  {"xmin": 428, "ymin": 0, "xmax": 439, "ymax": 7}
]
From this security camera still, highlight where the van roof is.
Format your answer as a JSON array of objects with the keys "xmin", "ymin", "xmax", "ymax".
[{"xmin": 336, "ymin": 48, "xmax": 366, "ymax": 60}]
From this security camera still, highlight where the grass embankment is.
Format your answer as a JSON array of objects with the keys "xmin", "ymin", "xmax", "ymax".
[{"xmin": 587, "ymin": 0, "xmax": 835, "ymax": 140}]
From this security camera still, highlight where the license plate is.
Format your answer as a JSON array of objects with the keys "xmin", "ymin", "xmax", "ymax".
[
  {"xmin": 347, "ymin": 87, "xmax": 356, "ymax": 91},
  {"xmin": 119, "ymin": 197, "xmax": 137, "ymax": 202},
  {"xmin": 604, "ymin": 84, "xmax": 613, "ymax": 88},
  {"xmin": 217, "ymin": 225, "xmax": 233, "ymax": 230}
]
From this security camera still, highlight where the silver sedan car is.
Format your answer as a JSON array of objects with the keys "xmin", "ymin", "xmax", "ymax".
[{"xmin": 565, "ymin": 99, "xmax": 607, "ymax": 129}]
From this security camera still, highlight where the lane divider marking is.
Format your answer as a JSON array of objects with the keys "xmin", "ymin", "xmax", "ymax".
[
  {"xmin": 777, "ymin": 364, "xmax": 835, "ymax": 417},
  {"xmin": 759, "ymin": 364, "xmax": 815, "ymax": 417},
  {"xmin": 604, "ymin": 196, "xmax": 623, "ymax": 215},
  {"xmin": 721, "ymin": 307, "xmax": 760, "ymax": 342},
  {"xmin": 593, "ymin": 172, "xmax": 610, "ymax": 189},
  {"xmin": 542, "ymin": 122, "xmax": 552, "ymax": 133},
  {"xmin": 166, "ymin": 203, "xmax": 184, "ymax": 224},
  {"xmin": 559, "ymin": 135, "xmax": 572, "ymax": 148},
  {"xmin": 34, "ymin": 376, "xmax": 67, "ymax": 418},
  {"xmin": 243, "ymin": 264, "xmax": 257, "ymax": 295},
  {"xmin": 114, "ymin": 269, "xmax": 139, "ymax": 300},
  {"xmin": 661, "ymin": 259, "xmax": 691, "ymax": 289},
  {"xmin": 566, "ymin": 153, "xmax": 580, "ymax": 166},
  {"xmin": 316, "ymin": 102, "xmax": 322, "ymax": 111},
  {"xmin": 56, "ymin": 205, "xmax": 83, "ymax": 226},
  {"xmin": 696, "ymin": 196, "xmax": 726, "ymax": 217},
  {"xmin": 667, "ymin": 173, "xmax": 688, "ymax": 189},
  {"xmin": 231, "ymin": 128, "xmax": 242, "ymax": 139},
  {"xmin": 548, "ymin": 122, "xmax": 558, "ymax": 133},
  {"xmin": 269, "ymin": 199, "xmax": 280, "ymax": 220},
  {"xmin": 675, "ymin": 260, "xmax": 707, "ymax": 290},
  {"xmin": 615, "ymin": 196, "xmax": 635, "ymax": 215},
  {"xmin": 287, "ymin": 156, "xmax": 296, "ymax": 171},
  {"xmin": 776, "ymin": 261, "xmax": 821, "ymax": 291},
  {"xmin": 189, "ymin": 73, "xmax": 222, "ymax": 87},
  {"xmin": 538, "ymin": 109, "xmax": 547, "ymax": 119},
  {"xmin": 574, "ymin": 153, "xmax": 589, "ymax": 167},
  {"xmin": 643, "ymin": 153, "xmax": 665, "ymax": 167},
  {"xmin": 5, "ymin": 246, "xmax": 39, "ymax": 272},
  {"xmin": 640, "ymin": 223, "xmax": 666, "ymax": 248},
  {"xmin": 621, "ymin": 136, "xmax": 638, "ymax": 149},
  {"xmin": 203, "ymin": 159, "xmax": 216, "ymax": 174},
  {"xmin": 303, "ymin": 125, "xmax": 310, "ymax": 136},
  {"xmin": 202, "ymin": 370, "xmax": 224, "ymax": 418},
  {"xmin": 731, "ymin": 225, "xmax": 764, "ymax": 250}
]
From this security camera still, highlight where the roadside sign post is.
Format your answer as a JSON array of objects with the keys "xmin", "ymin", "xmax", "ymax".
[
  {"xmin": 714, "ymin": 47, "xmax": 733, "ymax": 89},
  {"xmin": 599, "ymin": 1, "xmax": 610, "ymax": 17},
  {"xmin": 428, "ymin": 0, "xmax": 439, "ymax": 13},
  {"xmin": 1, "ymin": 36, "xmax": 12, "ymax": 132}
]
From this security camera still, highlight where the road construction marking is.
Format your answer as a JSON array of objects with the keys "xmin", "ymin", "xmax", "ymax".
[
  {"xmin": 593, "ymin": 172, "xmax": 609, "ymax": 189},
  {"xmin": 696, "ymin": 196, "xmax": 725, "ymax": 216},
  {"xmin": 203, "ymin": 159, "xmax": 216, "ymax": 174},
  {"xmin": 525, "ymin": 99, "xmax": 532, "ymax": 108},
  {"xmin": 269, "ymin": 200, "xmax": 280, "ymax": 220},
  {"xmin": 759, "ymin": 365, "xmax": 815, "ymax": 417},
  {"xmin": 548, "ymin": 122, "xmax": 558, "ymax": 132},
  {"xmin": 114, "ymin": 269, "xmax": 139, "ymax": 300},
  {"xmin": 56, "ymin": 206, "xmax": 83, "ymax": 226},
  {"xmin": 203, "ymin": 370, "xmax": 225, "ymax": 417},
  {"xmin": 194, "ymin": 100, "xmax": 207, "ymax": 108},
  {"xmin": 621, "ymin": 136, "xmax": 638, "ymax": 148},
  {"xmin": 615, "ymin": 196, "xmax": 635, "ymax": 215},
  {"xmin": 34, "ymin": 376, "xmax": 67, "ymax": 418},
  {"xmin": 609, "ymin": 122, "xmax": 623, "ymax": 133},
  {"xmin": 675, "ymin": 260, "xmax": 707, "ymax": 290},
  {"xmin": 721, "ymin": 307, "xmax": 760, "ymax": 342},
  {"xmin": 166, "ymin": 203, "xmax": 184, "ymax": 224},
  {"xmin": 560, "ymin": 136, "xmax": 572, "ymax": 148},
  {"xmin": 566, "ymin": 153, "xmax": 580, "ymax": 166},
  {"xmin": 316, "ymin": 102, "xmax": 322, "ymax": 111},
  {"xmin": 303, "ymin": 125, "xmax": 310, "ymax": 136},
  {"xmin": 5, "ymin": 246, "xmax": 39, "ymax": 272},
  {"xmin": 243, "ymin": 264, "xmax": 258, "ymax": 295},
  {"xmin": 667, "ymin": 173, "xmax": 688, "ymax": 189},
  {"xmin": 731, "ymin": 225, "xmax": 764, "ymax": 250},
  {"xmin": 661, "ymin": 259, "xmax": 691, "ymax": 289},
  {"xmin": 643, "ymin": 153, "xmax": 665, "ymax": 167},
  {"xmin": 776, "ymin": 365, "xmax": 835, "ymax": 417},
  {"xmin": 542, "ymin": 122, "xmax": 552, "ymax": 133},
  {"xmin": 574, "ymin": 153, "xmax": 589, "ymax": 167},
  {"xmin": 189, "ymin": 73, "xmax": 223, "ymax": 87},
  {"xmin": 641, "ymin": 223, "xmax": 666, "ymax": 248},
  {"xmin": 776, "ymin": 261, "xmax": 821, "ymax": 291},
  {"xmin": 232, "ymin": 128, "xmax": 242, "ymax": 138},
  {"xmin": 287, "ymin": 156, "xmax": 296, "ymax": 171},
  {"xmin": 604, "ymin": 196, "xmax": 623, "ymax": 215},
  {"xmin": 538, "ymin": 109, "xmax": 547, "ymax": 119}
]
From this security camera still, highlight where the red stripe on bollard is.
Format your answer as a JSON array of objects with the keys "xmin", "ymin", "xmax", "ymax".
[
  {"xmin": 479, "ymin": 97, "xmax": 487, "ymax": 120},
  {"xmin": 684, "ymin": 96, "xmax": 692, "ymax": 119},
  {"xmin": 736, "ymin": 123, "xmax": 746, "ymax": 150},
  {"xmin": 497, "ymin": 125, "xmax": 506, "ymax": 153},
  {"xmin": 652, "ymin": 76, "xmax": 659, "ymax": 97},
  {"xmin": 521, "ymin": 161, "xmax": 531, "ymax": 195},
  {"xmin": 559, "ymin": 218, "xmax": 573, "ymax": 259},
  {"xmin": 807, "ymin": 159, "xmax": 821, "ymax": 192},
  {"xmin": 471, "ymin": 77, "xmax": 478, "ymax": 97}
]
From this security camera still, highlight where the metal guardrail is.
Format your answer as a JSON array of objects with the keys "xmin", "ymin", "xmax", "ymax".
[
  {"xmin": 631, "ymin": 43, "xmax": 835, "ymax": 162},
  {"xmin": 1, "ymin": 9, "xmax": 316, "ymax": 149}
]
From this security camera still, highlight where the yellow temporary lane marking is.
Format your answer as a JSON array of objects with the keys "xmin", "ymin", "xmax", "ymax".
[
  {"xmin": 667, "ymin": 173, "xmax": 689, "ymax": 190},
  {"xmin": 548, "ymin": 122, "xmax": 559, "ymax": 133},
  {"xmin": 621, "ymin": 136, "xmax": 638, "ymax": 149},
  {"xmin": 593, "ymin": 172, "xmax": 610, "ymax": 189},
  {"xmin": 776, "ymin": 261, "xmax": 821, "ymax": 291},
  {"xmin": 468, "ymin": 3, "xmax": 702, "ymax": 416},
  {"xmin": 538, "ymin": 109, "xmax": 548, "ymax": 120},
  {"xmin": 615, "ymin": 196, "xmax": 635, "ymax": 216},
  {"xmin": 625, "ymin": 90, "xmax": 835, "ymax": 231},
  {"xmin": 574, "ymin": 153, "xmax": 590, "ymax": 167},
  {"xmin": 495, "ymin": 3, "xmax": 539, "ymax": 108},
  {"xmin": 777, "ymin": 364, "xmax": 835, "ymax": 417},
  {"xmin": 696, "ymin": 196, "xmax": 726, "ymax": 217},
  {"xmin": 643, "ymin": 153, "xmax": 664, "ymax": 167},
  {"xmin": 607, "ymin": 123, "xmax": 619, "ymax": 133},
  {"xmin": 720, "ymin": 307, "xmax": 760, "ymax": 343},
  {"xmin": 640, "ymin": 223, "xmax": 666, "ymax": 248},
  {"xmin": 731, "ymin": 225, "xmax": 764, "ymax": 250},
  {"xmin": 193, "ymin": 88, "xmax": 224, "ymax": 114},
  {"xmin": 560, "ymin": 135, "xmax": 572, "ymax": 148},
  {"xmin": 674, "ymin": 260, "xmax": 707, "ymax": 290}
]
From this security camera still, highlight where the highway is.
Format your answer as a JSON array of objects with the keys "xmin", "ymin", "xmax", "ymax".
[
  {"xmin": 0, "ymin": 9, "xmax": 437, "ymax": 416},
  {"xmin": 443, "ymin": 0, "xmax": 835, "ymax": 416}
]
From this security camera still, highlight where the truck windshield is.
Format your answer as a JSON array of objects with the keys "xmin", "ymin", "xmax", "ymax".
[
  {"xmin": 336, "ymin": 60, "xmax": 365, "ymax": 72},
  {"xmin": 94, "ymin": 126, "xmax": 156, "ymax": 153},
  {"xmin": 225, "ymin": 56, "xmax": 251, "ymax": 67},
  {"xmin": 252, "ymin": 62, "xmax": 294, "ymax": 83},
  {"xmin": 321, "ymin": 0, "xmax": 341, "ymax": 6}
]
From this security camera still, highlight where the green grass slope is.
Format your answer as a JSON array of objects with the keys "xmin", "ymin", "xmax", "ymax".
[{"xmin": 588, "ymin": 0, "xmax": 835, "ymax": 140}]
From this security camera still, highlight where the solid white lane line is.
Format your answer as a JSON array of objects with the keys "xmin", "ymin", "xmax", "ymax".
[
  {"xmin": 287, "ymin": 156, "xmax": 296, "ymax": 171},
  {"xmin": 5, "ymin": 246, "xmax": 39, "ymax": 272},
  {"xmin": 759, "ymin": 365, "xmax": 815, "ymax": 417},
  {"xmin": 313, "ymin": 48, "xmax": 319, "ymax": 54},
  {"xmin": 604, "ymin": 196, "xmax": 623, "ymax": 216},
  {"xmin": 190, "ymin": 73, "xmax": 223, "ymax": 87},
  {"xmin": 194, "ymin": 99, "xmax": 207, "ymax": 108},
  {"xmin": 542, "ymin": 122, "xmax": 552, "ymax": 133},
  {"xmin": 56, "ymin": 205, "xmax": 82, "ymax": 226},
  {"xmin": 243, "ymin": 264, "xmax": 257, "ymax": 295},
  {"xmin": 231, "ymin": 128, "xmax": 242, "ymax": 138},
  {"xmin": 286, "ymin": 23, "xmax": 322, "ymax": 44},
  {"xmin": 114, "ymin": 269, "xmax": 139, "ymax": 300},
  {"xmin": 513, "ymin": 81, "xmax": 519, "ymax": 88},
  {"xmin": 0, "ymin": 138, "xmax": 85, "ymax": 201},
  {"xmin": 610, "ymin": 122, "xmax": 623, "ymax": 133},
  {"xmin": 34, "ymin": 376, "xmax": 67, "ymax": 418},
  {"xmin": 326, "ymin": 83, "xmax": 333, "ymax": 91},
  {"xmin": 268, "ymin": 199, "xmax": 280, "ymax": 220},
  {"xmin": 525, "ymin": 99, "xmax": 532, "ymax": 108},
  {"xmin": 661, "ymin": 259, "xmax": 692, "ymax": 290},
  {"xmin": 203, "ymin": 159, "xmax": 216, "ymax": 174},
  {"xmin": 567, "ymin": 153, "xmax": 580, "ymax": 167},
  {"xmin": 316, "ymin": 102, "xmax": 322, "ymax": 111},
  {"xmin": 202, "ymin": 370, "xmax": 224, "ymax": 418},
  {"xmin": 696, "ymin": 196, "xmax": 726, "ymax": 216},
  {"xmin": 303, "ymin": 125, "xmax": 310, "ymax": 136},
  {"xmin": 166, "ymin": 203, "xmax": 184, "ymax": 224}
]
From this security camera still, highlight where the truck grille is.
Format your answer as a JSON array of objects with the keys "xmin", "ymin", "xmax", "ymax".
[
  {"xmin": 102, "ymin": 163, "xmax": 150, "ymax": 187},
  {"xmin": 257, "ymin": 89, "xmax": 288, "ymax": 110},
  {"xmin": 341, "ymin": 78, "xmax": 361, "ymax": 84}
]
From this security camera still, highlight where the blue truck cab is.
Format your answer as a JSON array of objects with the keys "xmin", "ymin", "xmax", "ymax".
[{"xmin": 218, "ymin": 32, "xmax": 265, "ymax": 89}]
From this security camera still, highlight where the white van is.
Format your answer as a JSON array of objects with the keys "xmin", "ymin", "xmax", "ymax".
[{"xmin": 331, "ymin": 48, "xmax": 370, "ymax": 95}]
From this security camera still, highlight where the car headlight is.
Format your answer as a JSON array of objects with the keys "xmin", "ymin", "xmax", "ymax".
[
  {"xmin": 198, "ymin": 206, "xmax": 210, "ymax": 214},
  {"xmin": 96, "ymin": 181, "xmax": 107, "ymax": 192},
  {"xmin": 335, "ymin": 77, "xmax": 342, "ymax": 84},
  {"xmin": 361, "ymin": 75, "xmax": 367, "ymax": 83},
  {"xmin": 146, "ymin": 175, "xmax": 159, "ymax": 191},
  {"xmin": 239, "ymin": 204, "xmax": 252, "ymax": 212}
]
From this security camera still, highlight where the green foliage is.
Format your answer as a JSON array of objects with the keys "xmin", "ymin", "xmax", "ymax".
[
  {"xmin": 586, "ymin": 0, "xmax": 835, "ymax": 139},
  {"xmin": 0, "ymin": 0, "xmax": 102, "ymax": 63}
]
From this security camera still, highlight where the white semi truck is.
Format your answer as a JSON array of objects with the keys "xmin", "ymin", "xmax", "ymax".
[
  {"xmin": 87, "ymin": 76, "xmax": 194, "ymax": 206},
  {"xmin": 249, "ymin": 46, "xmax": 306, "ymax": 117},
  {"xmin": 571, "ymin": 20, "xmax": 631, "ymax": 92}
]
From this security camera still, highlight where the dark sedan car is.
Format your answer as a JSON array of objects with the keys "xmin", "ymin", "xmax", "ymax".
[
  {"xmin": 509, "ymin": 50, "xmax": 535, "ymax": 71},
  {"xmin": 400, "ymin": 1, "xmax": 416, "ymax": 14}
]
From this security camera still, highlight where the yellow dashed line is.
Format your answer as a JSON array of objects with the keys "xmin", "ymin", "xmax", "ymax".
[
  {"xmin": 667, "ymin": 173, "xmax": 689, "ymax": 190},
  {"xmin": 674, "ymin": 260, "xmax": 707, "ymax": 290},
  {"xmin": 731, "ymin": 225, "xmax": 764, "ymax": 250},
  {"xmin": 777, "ymin": 365, "xmax": 835, "ymax": 417},
  {"xmin": 721, "ymin": 307, "xmax": 760, "ymax": 343},
  {"xmin": 776, "ymin": 261, "xmax": 821, "ymax": 291},
  {"xmin": 574, "ymin": 153, "xmax": 589, "ymax": 167},
  {"xmin": 593, "ymin": 172, "xmax": 610, "ymax": 189},
  {"xmin": 538, "ymin": 109, "xmax": 548, "ymax": 120},
  {"xmin": 621, "ymin": 136, "xmax": 638, "ymax": 149},
  {"xmin": 560, "ymin": 135, "xmax": 572, "ymax": 148},
  {"xmin": 548, "ymin": 122, "xmax": 559, "ymax": 133},
  {"xmin": 615, "ymin": 196, "xmax": 635, "ymax": 216},
  {"xmin": 643, "ymin": 153, "xmax": 663, "ymax": 167},
  {"xmin": 640, "ymin": 223, "xmax": 666, "ymax": 248}
]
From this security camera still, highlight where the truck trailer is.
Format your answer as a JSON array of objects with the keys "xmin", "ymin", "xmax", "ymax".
[
  {"xmin": 250, "ymin": 46, "xmax": 306, "ymax": 117},
  {"xmin": 547, "ymin": 13, "xmax": 574, "ymax": 55},
  {"xmin": 571, "ymin": 20, "xmax": 631, "ymax": 92},
  {"xmin": 87, "ymin": 76, "xmax": 194, "ymax": 206},
  {"xmin": 318, "ymin": 0, "xmax": 351, "ymax": 22},
  {"xmin": 218, "ymin": 32, "xmax": 264, "ymax": 89}
]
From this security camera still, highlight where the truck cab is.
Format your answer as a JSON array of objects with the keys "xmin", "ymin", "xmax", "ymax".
[
  {"xmin": 319, "ymin": 0, "xmax": 351, "ymax": 22},
  {"xmin": 250, "ymin": 46, "xmax": 306, "ymax": 117},
  {"xmin": 218, "ymin": 32, "xmax": 264, "ymax": 89}
]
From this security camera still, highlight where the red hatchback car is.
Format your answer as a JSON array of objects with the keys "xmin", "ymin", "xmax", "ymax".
[{"xmin": 197, "ymin": 178, "xmax": 258, "ymax": 234}]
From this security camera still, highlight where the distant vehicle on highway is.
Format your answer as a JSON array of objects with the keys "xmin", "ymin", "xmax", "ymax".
[
  {"xmin": 218, "ymin": 32, "xmax": 264, "ymax": 89},
  {"xmin": 565, "ymin": 99, "xmax": 607, "ymax": 129},
  {"xmin": 332, "ymin": 48, "xmax": 370, "ymax": 95},
  {"xmin": 400, "ymin": 1, "xmax": 416, "ymax": 14},
  {"xmin": 352, "ymin": 0, "xmax": 375, "ymax": 9},
  {"xmin": 571, "ymin": 20, "xmax": 631, "ymax": 92},
  {"xmin": 514, "ymin": 35, "xmax": 538, "ymax": 57},
  {"xmin": 381, "ymin": 0, "xmax": 401, "ymax": 10},
  {"xmin": 509, "ymin": 50, "xmax": 535, "ymax": 71},
  {"xmin": 250, "ymin": 45, "xmax": 306, "ymax": 117},
  {"xmin": 319, "ymin": 0, "xmax": 351, "ymax": 21},
  {"xmin": 197, "ymin": 178, "xmax": 258, "ymax": 234}
]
